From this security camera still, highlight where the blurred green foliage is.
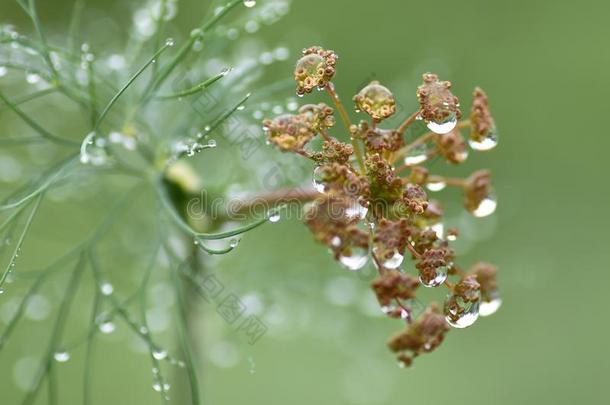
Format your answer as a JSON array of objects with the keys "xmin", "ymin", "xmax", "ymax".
[{"xmin": 1, "ymin": 0, "xmax": 608, "ymax": 404}]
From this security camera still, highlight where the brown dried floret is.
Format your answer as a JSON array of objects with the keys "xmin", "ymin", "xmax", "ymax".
[
  {"xmin": 304, "ymin": 196, "xmax": 368, "ymax": 259},
  {"xmin": 422, "ymin": 199, "xmax": 443, "ymax": 221},
  {"xmin": 387, "ymin": 304, "xmax": 450, "ymax": 366},
  {"xmin": 373, "ymin": 219, "xmax": 411, "ymax": 263},
  {"xmin": 408, "ymin": 227, "xmax": 438, "ymax": 254},
  {"xmin": 436, "ymin": 128, "xmax": 468, "ymax": 164},
  {"xmin": 311, "ymin": 138, "xmax": 354, "ymax": 165},
  {"xmin": 470, "ymin": 87, "xmax": 496, "ymax": 141},
  {"xmin": 453, "ymin": 275, "xmax": 481, "ymax": 303},
  {"xmin": 416, "ymin": 248, "xmax": 448, "ymax": 285},
  {"xmin": 470, "ymin": 262, "xmax": 498, "ymax": 302},
  {"xmin": 314, "ymin": 163, "xmax": 367, "ymax": 199},
  {"xmin": 371, "ymin": 269, "xmax": 419, "ymax": 307},
  {"xmin": 364, "ymin": 128, "xmax": 404, "ymax": 153},
  {"xmin": 464, "ymin": 169, "xmax": 493, "ymax": 213},
  {"xmin": 353, "ymin": 81, "xmax": 396, "ymax": 121},
  {"xmin": 294, "ymin": 46, "xmax": 337, "ymax": 95},
  {"xmin": 365, "ymin": 154, "xmax": 404, "ymax": 202},
  {"xmin": 402, "ymin": 184, "xmax": 429, "ymax": 215},
  {"xmin": 417, "ymin": 73, "xmax": 462, "ymax": 124},
  {"xmin": 298, "ymin": 103, "xmax": 336, "ymax": 133},
  {"xmin": 262, "ymin": 114, "xmax": 315, "ymax": 152}
]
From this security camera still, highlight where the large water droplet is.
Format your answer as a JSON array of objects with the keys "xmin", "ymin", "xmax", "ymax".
[
  {"xmin": 420, "ymin": 266, "xmax": 448, "ymax": 288},
  {"xmin": 53, "ymin": 351, "xmax": 70, "ymax": 362},
  {"xmin": 380, "ymin": 250, "xmax": 403, "ymax": 270},
  {"xmin": 80, "ymin": 132, "xmax": 108, "ymax": 166},
  {"xmin": 345, "ymin": 200, "xmax": 368, "ymax": 220},
  {"xmin": 445, "ymin": 296, "xmax": 479, "ymax": 328},
  {"xmin": 471, "ymin": 195, "xmax": 497, "ymax": 218},
  {"xmin": 312, "ymin": 166, "xmax": 326, "ymax": 193},
  {"xmin": 404, "ymin": 144, "xmax": 429, "ymax": 166},
  {"xmin": 426, "ymin": 114, "xmax": 457, "ymax": 134},
  {"xmin": 479, "ymin": 291, "xmax": 502, "ymax": 316},
  {"xmin": 243, "ymin": 0, "xmax": 256, "ymax": 7},
  {"xmin": 426, "ymin": 181, "xmax": 446, "ymax": 192},
  {"xmin": 469, "ymin": 127, "xmax": 499, "ymax": 151},
  {"xmin": 339, "ymin": 247, "xmax": 368, "ymax": 271}
]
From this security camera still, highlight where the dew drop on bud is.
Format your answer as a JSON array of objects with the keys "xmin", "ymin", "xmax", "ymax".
[
  {"xmin": 469, "ymin": 126, "xmax": 499, "ymax": 151},
  {"xmin": 471, "ymin": 194, "xmax": 497, "ymax": 218},
  {"xmin": 444, "ymin": 295, "xmax": 480, "ymax": 328},
  {"xmin": 243, "ymin": 0, "xmax": 257, "ymax": 8},
  {"xmin": 377, "ymin": 249, "xmax": 403, "ymax": 270},
  {"xmin": 54, "ymin": 351, "xmax": 70, "ymax": 363},
  {"xmin": 403, "ymin": 144, "xmax": 428, "ymax": 166},
  {"xmin": 339, "ymin": 247, "xmax": 368, "ymax": 271},
  {"xmin": 312, "ymin": 166, "xmax": 326, "ymax": 193},
  {"xmin": 426, "ymin": 114, "xmax": 457, "ymax": 134},
  {"xmin": 479, "ymin": 291, "xmax": 502, "ymax": 316},
  {"xmin": 419, "ymin": 266, "xmax": 448, "ymax": 288},
  {"xmin": 426, "ymin": 181, "xmax": 446, "ymax": 192}
]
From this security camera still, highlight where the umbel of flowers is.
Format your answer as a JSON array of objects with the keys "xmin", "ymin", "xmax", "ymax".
[{"xmin": 263, "ymin": 46, "xmax": 501, "ymax": 367}]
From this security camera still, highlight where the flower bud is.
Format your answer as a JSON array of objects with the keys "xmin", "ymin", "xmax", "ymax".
[
  {"xmin": 417, "ymin": 73, "xmax": 461, "ymax": 133},
  {"xmin": 353, "ymin": 81, "xmax": 396, "ymax": 121},
  {"xmin": 436, "ymin": 128, "xmax": 468, "ymax": 164},
  {"xmin": 262, "ymin": 114, "xmax": 314, "ymax": 152},
  {"xmin": 294, "ymin": 46, "xmax": 337, "ymax": 96}
]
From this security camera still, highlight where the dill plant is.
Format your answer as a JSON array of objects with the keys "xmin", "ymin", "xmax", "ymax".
[{"xmin": 0, "ymin": 0, "xmax": 294, "ymax": 403}]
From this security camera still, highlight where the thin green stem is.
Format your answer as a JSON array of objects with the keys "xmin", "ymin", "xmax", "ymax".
[
  {"xmin": 170, "ymin": 256, "xmax": 201, "ymax": 405},
  {"xmin": 92, "ymin": 41, "xmax": 173, "ymax": 135},
  {"xmin": 154, "ymin": 70, "xmax": 228, "ymax": 100},
  {"xmin": 0, "ymin": 193, "xmax": 44, "ymax": 289},
  {"xmin": 0, "ymin": 90, "xmax": 79, "ymax": 146},
  {"xmin": 142, "ymin": 0, "xmax": 242, "ymax": 101}
]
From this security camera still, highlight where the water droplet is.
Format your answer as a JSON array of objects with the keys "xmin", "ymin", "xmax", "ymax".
[
  {"xmin": 312, "ymin": 166, "xmax": 326, "ymax": 193},
  {"xmin": 139, "ymin": 326, "xmax": 149, "ymax": 335},
  {"xmin": 165, "ymin": 38, "xmax": 175, "ymax": 47},
  {"xmin": 331, "ymin": 236, "xmax": 342, "ymax": 248},
  {"xmin": 80, "ymin": 132, "xmax": 108, "ymax": 166},
  {"xmin": 426, "ymin": 114, "xmax": 457, "ymax": 134},
  {"xmin": 471, "ymin": 195, "xmax": 497, "ymax": 218},
  {"xmin": 100, "ymin": 282, "xmax": 114, "ymax": 296},
  {"xmin": 237, "ymin": 105, "xmax": 246, "ymax": 111},
  {"xmin": 0, "ymin": 288, "xmax": 5, "ymax": 295},
  {"xmin": 346, "ymin": 200, "xmax": 368, "ymax": 221},
  {"xmin": 382, "ymin": 251, "xmax": 404, "ymax": 270},
  {"xmin": 445, "ymin": 296, "xmax": 479, "ymax": 328},
  {"xmin": 268, "ymin": 212, "xmax": 280, "ymax": 223},
  {"xmin": 426, "ymin": 181, "xmax": 446, "ymax": 192},
  {"xmin": 479, "ymin": 291, "xmax": 502, "ymax": 316},
  {"xmin": 153, "ymin": 349, "xmax": 168, "ymax": 360},
  {"xmin": 404, "ymin": 144, "xmax": 428, "ymax": 166},
  {"xmin": 229, "ymin": 238, "xmax": 239, "ymax": 248},
  {"xmin": 429, "ymin": 223, "xmax": 444, "ymax": 239},
  {"xmin": 152, "ymin": 382, "xmax": 162, "ymax": 392},
  {"xmin": 25, "ymin": 72, "xmax": 40, "ymax": 84},
  {"xmin": 0, "ymin": 66, "xmax": 7, "ymax": 77},
  {"xmin": 99, "ymin": 321, "xmax": 116, "ymax": 334},
  {"xmin": 339, "ymin": 247, "xmax": 368, "ymax": 271},
  {"xmin": 243, "ymin": 0, "xmax": 256, "ymax": 7},
  {"xmin": 420, "ymin": 266, "xmax": 448, "ymax": 288},
  {"xmin": 53, "ymin": 351, "xmax": 70, "ymax": 362},
  {"xmin": 469, "ymin": 127, "xmax": 499, "ymax": 151}
]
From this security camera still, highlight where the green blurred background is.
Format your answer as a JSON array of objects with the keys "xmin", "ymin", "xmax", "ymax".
[{"xmin": 1, "ymin": 0, "xmax": 609, "ymax": 404}]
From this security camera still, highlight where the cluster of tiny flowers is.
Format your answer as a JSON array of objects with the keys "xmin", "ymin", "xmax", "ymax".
[{"xmin": 263, "ymin": 46, "xmax": 501, "ymax": 367}]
